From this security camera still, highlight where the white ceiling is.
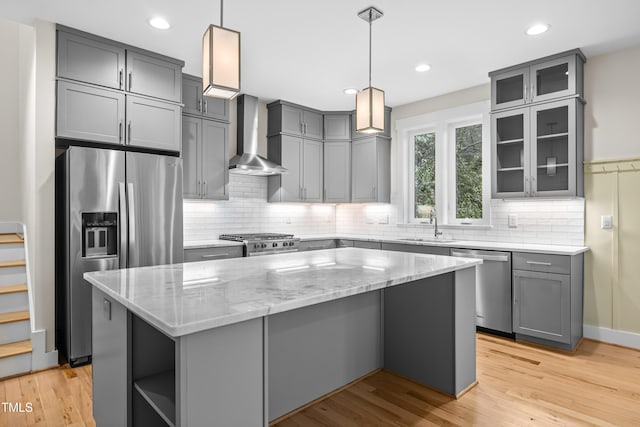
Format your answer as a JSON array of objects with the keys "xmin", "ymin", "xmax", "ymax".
[{"xmin": 3, "ymin": 0, "xmax": 640, "ymax": 110}]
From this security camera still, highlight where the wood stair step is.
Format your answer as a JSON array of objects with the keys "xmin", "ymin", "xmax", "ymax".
[
  {"xmin": 0, "ymin": 233, "xmax": 24, "ymax": 245},
  {"xmin": 0, "ymin": 310, "xmax": 29, "ymax": 325},
  {"xmin": 0, "ymin": 340, "xmax": 32, "ymax": 359},
  {"xmin": 0, "ymin": 284, "xmax": 28, "ymax": 295},
  {"xmin": 0, "ymin": 260, "xmax": 26, "ymax": 269}
]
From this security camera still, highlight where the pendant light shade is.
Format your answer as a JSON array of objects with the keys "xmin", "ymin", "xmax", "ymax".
[
  {"xmin": 356, "ymin": 86, "xmax": 385, "ymax": 133},
  {"xmin": 202, "ymin": 0, "xmax": 240, "ymax": 99},
  {"xmin": 356, "ymin": 6, "xmax": 385, "ymax": 134}
]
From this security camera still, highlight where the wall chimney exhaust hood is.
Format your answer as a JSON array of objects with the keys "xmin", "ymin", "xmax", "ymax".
[{"xmin": 229, "ymin": 94, "xmax": 287, "ymax": 176}]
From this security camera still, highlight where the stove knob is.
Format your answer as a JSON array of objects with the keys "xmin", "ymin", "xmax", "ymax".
[
  {"xmin": 289, "ymin": 241, "xmax": 295, "ymax": 247},
  {"xmin": 283, "ymin": 242, "xmax": 288, "ymax": 247},
  {"xmin": 262, "ymin": 243, "xmax": 267, "ymax": 248},
  {"xmin": 273, "ymin": 243, "xmax": 278, "ymax": 248},
  {"xmin": 254, "ymin": 243, "xmax": 260, "ymax": 249}
]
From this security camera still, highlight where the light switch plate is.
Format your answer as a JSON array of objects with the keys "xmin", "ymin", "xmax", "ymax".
[
  {"xmin": 508, "ymin": 214, "xmax": 518, "ymax": 228},
  {"xmin": 601, "ymin": 215, "xmax": 613, "ymax": 229}
]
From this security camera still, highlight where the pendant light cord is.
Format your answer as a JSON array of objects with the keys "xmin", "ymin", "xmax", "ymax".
[
  {"xmin": 220, "ymin": 0, "xmax": 224, "ymax": 27},
  {"xmin": 368, "ymin": 9, "xmax": 372, "ymax": 87}
]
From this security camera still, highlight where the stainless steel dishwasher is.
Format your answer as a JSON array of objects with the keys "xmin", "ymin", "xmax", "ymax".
[{"xmin": 450, "ymin": 248, "xmax": 513, "ymax": 335}]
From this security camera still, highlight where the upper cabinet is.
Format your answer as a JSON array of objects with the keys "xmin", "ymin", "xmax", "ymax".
[
  {"xmin": 490, "ymin": 49, "xmax": 585, "ymax": 111},
  {"xmin": 182, "ymin": 74, "xmax": 229, "ymax": 121},
  {"xmin": 351, "ymin": 136, "xmax": 391, "ymax": 203},
  {"xmin": 57, "ymin": 30, "xmax": 125, "ymax": 90},
  {"xmin": 324, "ymin": 113, "xmax": 351, "ymax": 141},
  {"xmin": 490, "ymin": 49, "xmax": 585, "ymax": 199},
  {"xmin": 267, "ymin": 135, "xmax": 323, "ymax": 202},
  {"xmin": 268, "ymin": 101, "xmax": 324, "ymax": 140},
  {"xmin": 56, "ymin": 26, "xmax": 184, "ymax": 153}
]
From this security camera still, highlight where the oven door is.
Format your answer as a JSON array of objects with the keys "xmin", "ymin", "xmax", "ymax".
[{"xmin": 247, "ymin": 249, "xmax": 300, "ymax": 257}]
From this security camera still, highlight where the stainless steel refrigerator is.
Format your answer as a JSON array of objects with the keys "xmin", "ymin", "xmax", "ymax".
[{"xmin": 56, "ymin": 146, "xmax": 183, "ymax": 366}]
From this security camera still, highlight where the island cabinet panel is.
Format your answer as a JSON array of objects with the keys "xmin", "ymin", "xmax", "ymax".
[
  {"xmin": 267, "ymin": 292, "xmax": 382, "ymax": 422},
  {"xmin": 178, "ymin": 318, "xmax": 263, "ymax": 427},
  {"xmin": 384, "ymin": 268, "xmax": 476, "ymax": 396},
  {"xmin": 91, "ymin": 288, "xmax": 129, "ymax": 427}
]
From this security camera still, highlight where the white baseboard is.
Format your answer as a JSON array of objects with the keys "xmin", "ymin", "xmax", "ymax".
[
  {"xmin": 583, "ymin": 324, "xmax": 640, "ymax": 350},
  {"xmin": 31, "ymin": 329, "xmax": 59, "ymax": 371}
]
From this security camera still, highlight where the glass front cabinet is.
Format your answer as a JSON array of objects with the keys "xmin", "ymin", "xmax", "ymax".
[
  {"xmin": 490, "ymin": 49, "xmax": 585, "ymax": 198},
  {"xmin": 490, "ymin": 50, "xmax": 584, "ymax": 111}
]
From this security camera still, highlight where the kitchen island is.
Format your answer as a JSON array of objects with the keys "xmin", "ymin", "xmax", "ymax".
[{"xmin": 84, "ymin": 248, "xmax": 481, "ymax": 427}]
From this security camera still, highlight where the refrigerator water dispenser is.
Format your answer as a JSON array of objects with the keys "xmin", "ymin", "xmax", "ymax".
[{"xmin": 82, "ymin": 212, "xmax": 117, "ymax": 258}]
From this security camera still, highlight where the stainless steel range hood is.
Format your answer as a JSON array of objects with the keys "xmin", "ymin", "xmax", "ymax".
[{"xmin": 229, "ymin": 94, "xmax": 287, "ymax": 175}]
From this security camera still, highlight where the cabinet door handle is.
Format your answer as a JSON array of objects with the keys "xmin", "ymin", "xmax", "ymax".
[
  {"xmin": 198, "ymin": 98, "xmax": 202, "ymax": 112},
  {"xmin": 127, "ymin": 121, "xmax": 132, "ymax": 144},
  {"xmin": 119, "ymin": 69, "xmax": 123, "ymax": 89},
  {"xmin": 300, "ymin": 122, "xmax": 304, "ymax": 134},
  {"xmin": 531, "ymin": 84, "xmax": 536, "ymax": 101},
  {"xmin": 203, "ymin": 181, "xmax": 207, "ymax": 197},
  {"xmin": 531, "ymin": 176, "xmax": 536, "ymax": 195},
  {"xmin": 128, "ymin": 72, "xmax": 132, "ymax": 91},
  {"xmin": 524, "ymin": 176, "xmax": 529, "ymax": 196},
  {"xmin": 204, "ymin": 100, "xmax": 208, "ymax": 114},
  {"xmin": 524, "ymin": 85, "xmax": 528, "ymax": 103},
  {"xmin": 197, "ymin": 181, "xmax": 201, "ymax": 197},
  {"xmin": 119, "ymin": 121, "xmax": 123, "ymax": 142},
  {"xmin": 526, "ymin": 261, "xmax": 552, "ymax": 266}
]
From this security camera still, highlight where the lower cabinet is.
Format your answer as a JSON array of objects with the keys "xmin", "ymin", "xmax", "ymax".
[
  {"xmin": 353, "ymin": 240, "xmax": 382, "ymax": 250},
  {"xmin": 298, "ymin": 239, "xmax": 336, "ymax": 252},
  {"xmin": 184, "ymin": 246, "xmax": 243, "ymax": 262},
  {"xmin": 182, "ymin": 116, "xmax": 229, "ymax": 200},
  {"xmin": 512, "ymin": 252, "xmax": 583, "ymax": 350}
]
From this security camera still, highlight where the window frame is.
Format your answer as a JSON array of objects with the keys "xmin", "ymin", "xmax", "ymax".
[{"xmin": 396, "ymin": 101, "xmax": 491, "ymax": 227}]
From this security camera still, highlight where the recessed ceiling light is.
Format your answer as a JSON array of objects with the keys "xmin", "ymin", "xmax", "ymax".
[
  {"xmin": 148, "ymin": 17, "xmax": 171, "ymax": 30},
  {"xmin": 526, "ymin": 23, "xmax": 549, "ymax": 36},
  {"xmin": 344, "ymin": 88, "xmax": 358, "ymax": 95},
  {"xmin": 415, "ymin": 64, "xmax": 431, "ymax": 72}
]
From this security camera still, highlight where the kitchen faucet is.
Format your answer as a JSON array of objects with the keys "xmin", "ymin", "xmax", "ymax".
[{"xmin": 429, "ymin": 208, "xmax": 443, "ymax": 239}]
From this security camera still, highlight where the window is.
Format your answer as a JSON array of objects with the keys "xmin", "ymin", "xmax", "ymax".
[{"xmin": 398, "ymin": 102, "xmax": 490, "ymax": 226}]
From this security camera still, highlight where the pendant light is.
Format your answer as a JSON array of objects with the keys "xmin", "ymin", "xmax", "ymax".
[
  {"xmin": 202, "ymin": 0, "xmax": 241, "ymax": 99},
  {"xmin": 356, "ymin": 6, "xmax": 385, "ymax": 134}
]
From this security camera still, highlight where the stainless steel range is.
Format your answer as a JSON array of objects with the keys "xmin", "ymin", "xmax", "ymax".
[{"xmin": 219, "ymin": 233, "xmax": 300, "ymax": 256}]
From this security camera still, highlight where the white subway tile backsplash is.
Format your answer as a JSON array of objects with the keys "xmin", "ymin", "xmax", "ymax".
[{"xmin": 184, "ymin": 175, "xmax": 584, "ymax": 246}]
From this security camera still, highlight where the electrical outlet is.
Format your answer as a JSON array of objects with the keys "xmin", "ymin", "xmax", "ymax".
[
  {"xmin": 508, "ymin": 214, "xmax": 518, "ymax": 228},
  {"xmin": 601, "ymin": 215, "xmax": 613, "ymax": 229}
]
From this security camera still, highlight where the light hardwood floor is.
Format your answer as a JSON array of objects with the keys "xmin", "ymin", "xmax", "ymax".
[{"xmin": 1, "ymin": 334, "xmax": 639, "ymax": 426}]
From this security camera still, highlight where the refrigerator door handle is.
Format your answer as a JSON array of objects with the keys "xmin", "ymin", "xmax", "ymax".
[
  {"xmin": 118, "ymin": 182, "xmax": 128, "ymax": 268},
  {"xmin": 127, "ymin": 183, "xmax": 139, "ymax": 268}
]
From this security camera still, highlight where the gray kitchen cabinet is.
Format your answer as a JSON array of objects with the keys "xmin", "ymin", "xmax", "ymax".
[
  {"xmin": 268, "ymin": 135, "xmax": 323, "ymax": 202},
  {"xmin": 184, "ymin": 246, "xmax": 243, "ymax": 262},
  {"xmin": 182, "ymin": 116, "xmax": 229, "ymax": 200},
  {"xmin": 126, "ymin": 95, "xmax": 181, "ymax": 152},
  {"xmin": 126, "ymin": 50, "xmax": 182, "ymax": 103},
  {"xmin": 92, "ymin": 288, "xmax": 129, "ymax": 427},
  {"xmin": 268, "ymin": 101, "xmax": 324, "ymax": 140},
  {"xmin": 490, "ymin": 49, "xmax": 585, "ymax": 111},
  {"xmin": 323, "ymin": 141, "xmax": 351, "ymax": 202},
  {"xmin": 351, "ymin": 106, "xmax": 392, "ymax": 139},
  {"xmin": 352, "ymin": 136, "xmax": 391, "ymax": 202},
  {"xmin": 324, "ymin": 113, "xmax": 351, "ymax": 141},
  {"xmin": 298, "ymin": 240, "xmax": 336, "ymax": 252},
  {"xmin": 512, "ymin": 252, "xmax": 583, "ymax": 350},
  {"xmin": 492, "ymin": 98, "xmax": 583, "ymax": 198},
  {"xmin": 182, "ymin": 74, "xmax": 229, "ymax": 121},
  {"xmin": 381, "ymin": 242, "xmax": 450, "ymax": 256},
  {"xmin": 57, "ymin": 30, "xmax": 125, "ymax": 90},
  {"xmin": 353, "ymin": 240, "xmax": 382, "ymax": 250},
  {"xmin": 57, "ymin": 27, "xmax": 183, "ymax": 103},
  {"xmin": 57, "ymin": 80, "xmax": 125, "ymax": 145}
]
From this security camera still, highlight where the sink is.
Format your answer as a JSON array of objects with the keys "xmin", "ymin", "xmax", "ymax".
[{"xmin": 399, "ymin": 238, "xmax": 457, "ymax": 243}]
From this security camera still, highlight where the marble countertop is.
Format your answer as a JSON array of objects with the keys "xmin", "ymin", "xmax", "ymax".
[
  {"xmin": 84, "ymin": 248, "xmax": 481, "ymax": 338},
  {"xmin": 297, "ymin": 234, "xmax": 588, "ymax": 256}
]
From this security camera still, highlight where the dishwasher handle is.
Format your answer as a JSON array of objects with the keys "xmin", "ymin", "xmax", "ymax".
[{"xmin": 450, "ymin": 251, "xmax": 510, "ymax": 262}]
